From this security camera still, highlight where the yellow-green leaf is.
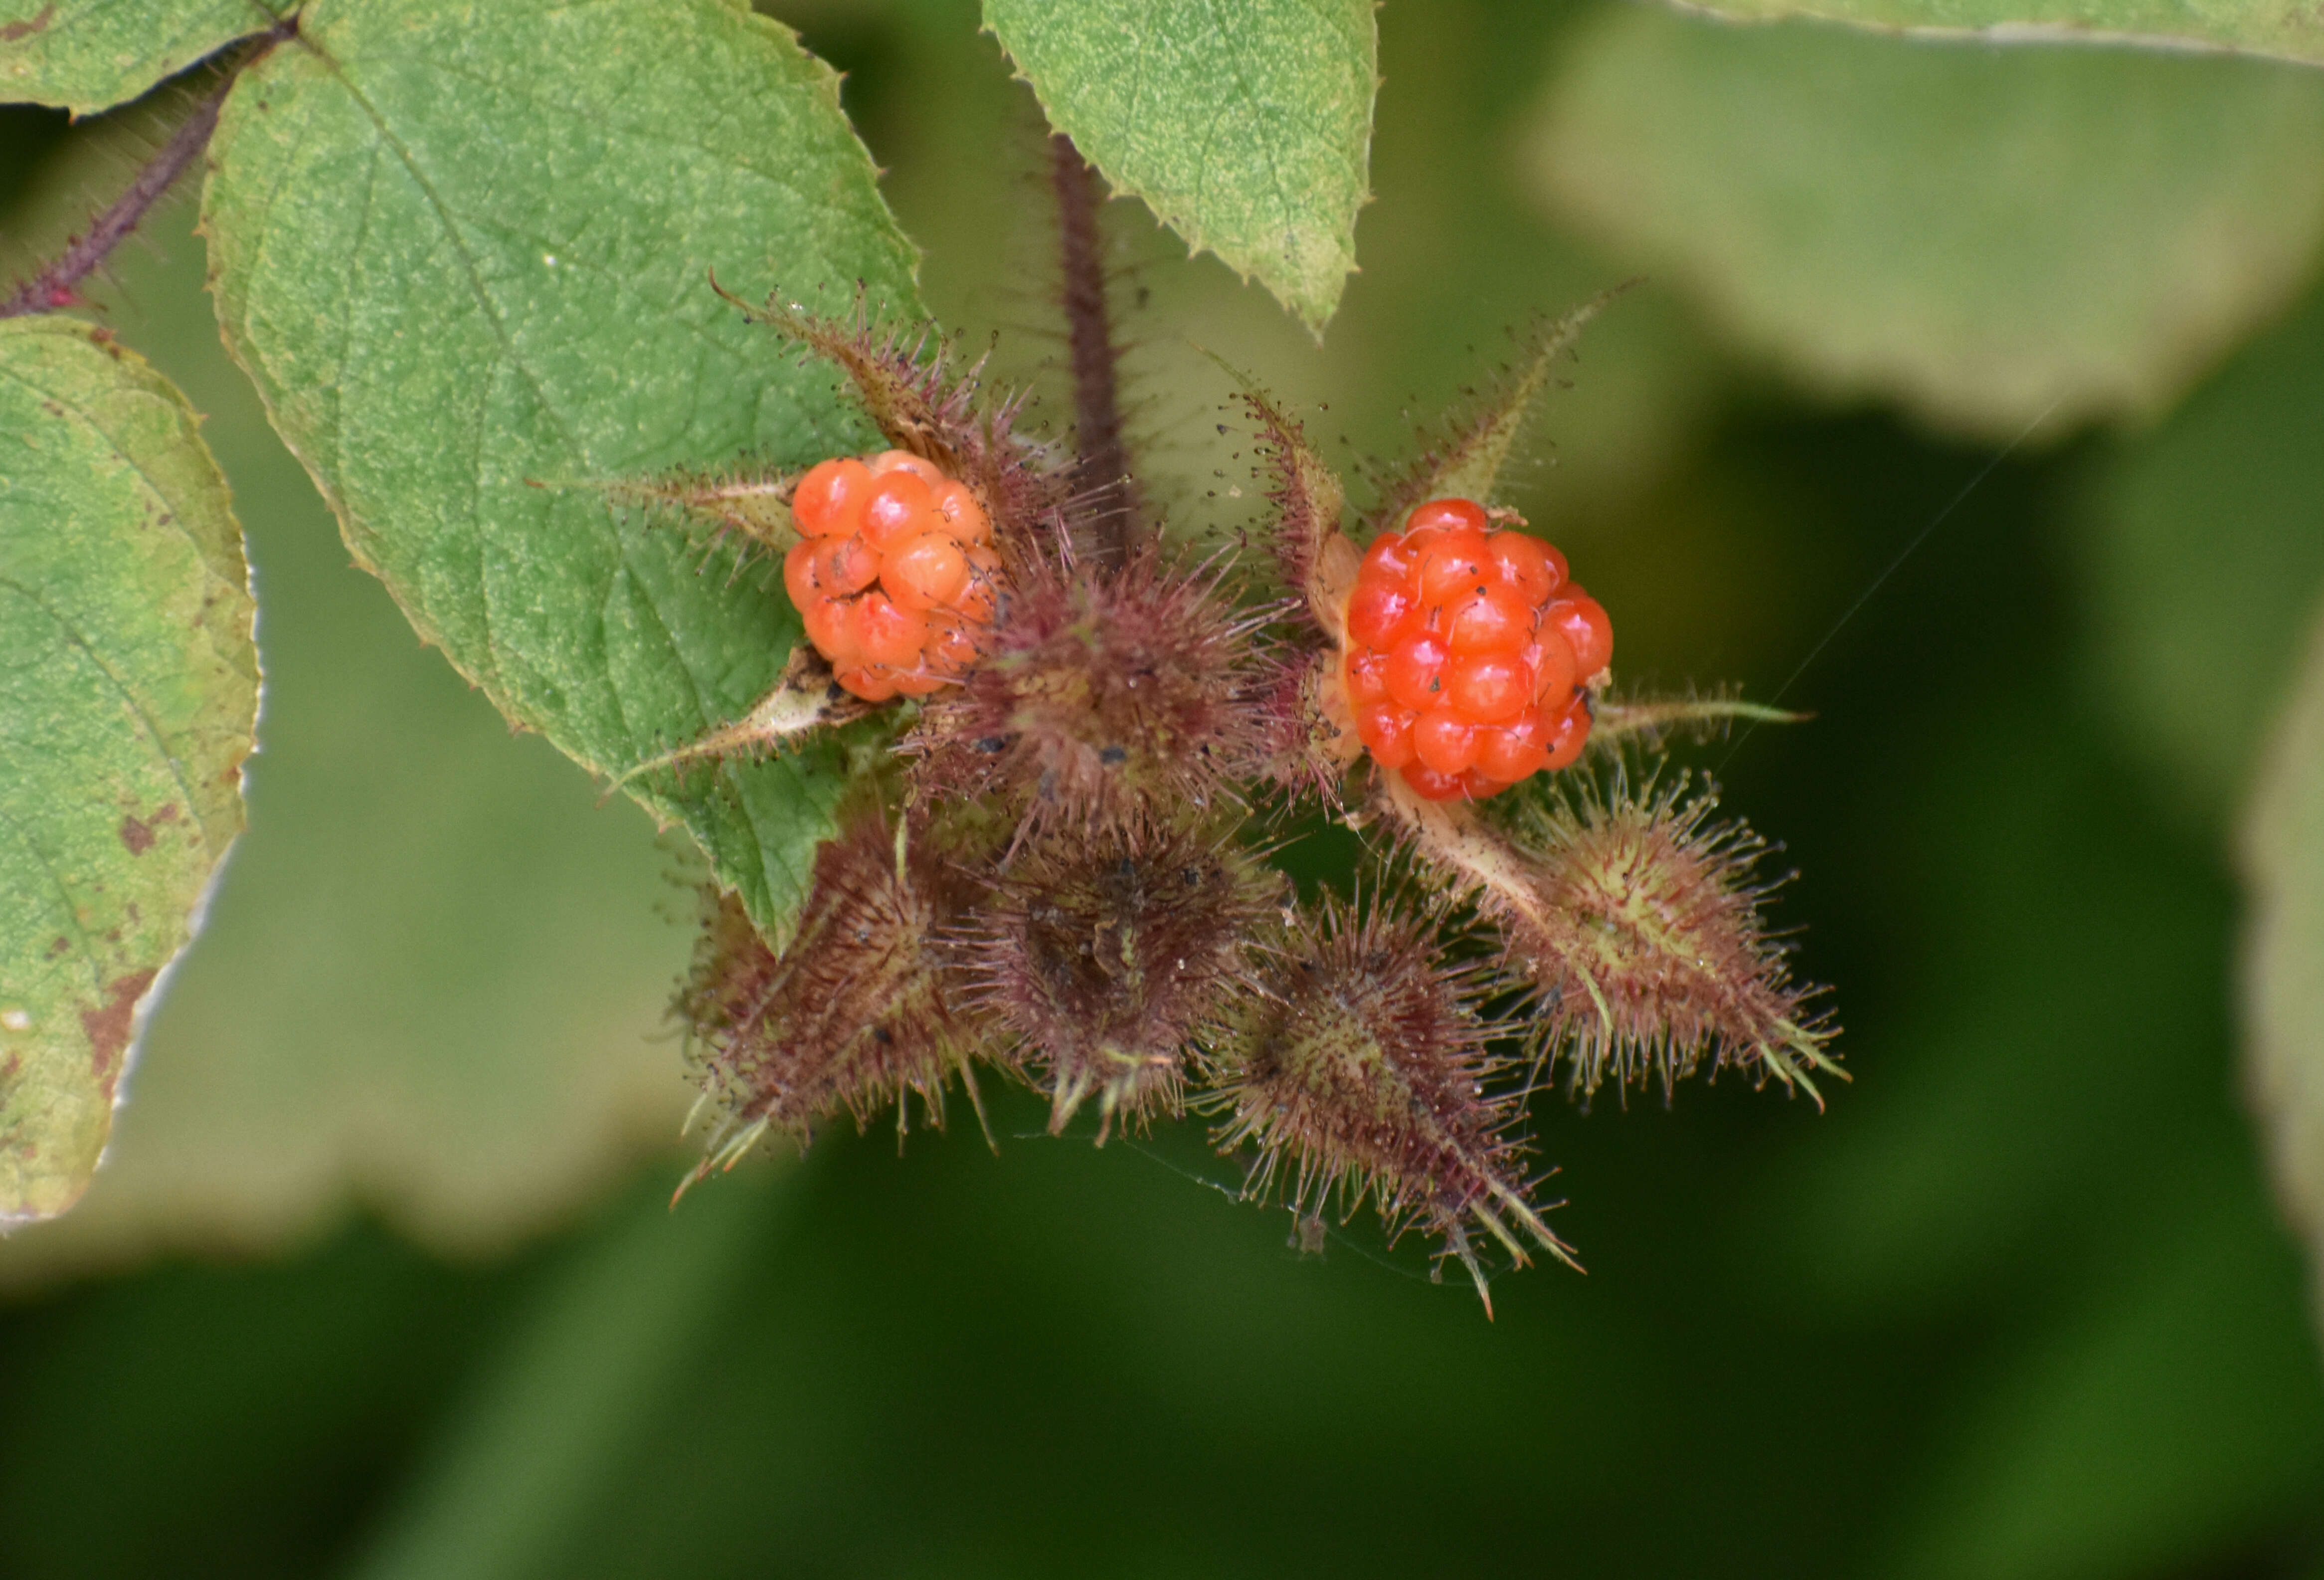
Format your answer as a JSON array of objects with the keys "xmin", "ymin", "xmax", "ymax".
[
  {"xmin": 0, "ymin": 0, "xmax": 275, "ymax": 115},
  {"xmin": 201, "ymin": 0, "xmax": 920, "ymax": 946},
  {"xmin": 0, "ymin": 313, "xmax": 255, "ymax": 1223}
]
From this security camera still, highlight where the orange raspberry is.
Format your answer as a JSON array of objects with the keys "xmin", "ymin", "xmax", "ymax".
[
  {"xmin": 782, "ymin": 451, "xmax": 1010, "ymax": 704},
  {"xmin": 868, "ymin": 449, "xmax": 947, "ymax": 486},
  {"xmin": 861, "ymin": 471, "xmax": 936, "ymax": 553},
  {"xmin": 884, "ymin": 530, "xmax": 971, "ymax": 614},
  {"xmin": 1546, "ymin": 587, "xmax": 1613, "ymax": 678},
  {"xmin": 931, "ymin": 480, "xmax": 991, "ymax": 545},
  {"xmin": 1338, "ymin": 497, "xmax": 1610, "ymax": 799},
  {"xmin": 793, "ymin": 458, "xmax": 874, "ymax": 538},
  {"xmin": 853, "ymin": 591, "xmax": 928, "ymax": 670}
]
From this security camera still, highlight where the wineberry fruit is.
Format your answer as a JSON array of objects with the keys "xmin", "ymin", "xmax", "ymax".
[
  {"xmin": 1341, "ymin": 498, "xmax": 1608, "ymax": 801},
  {"xmin": 783, "ymin": 449, "xmax": 1011, "ymax": 702}
]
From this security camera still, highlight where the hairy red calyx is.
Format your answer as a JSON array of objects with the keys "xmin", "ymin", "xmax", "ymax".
[
  {"xmin": 1510, "ymin": 773, "xmax": 1839, "ymax": 1103},
  {"xmin": 960, "ymin": 813, "xmax": 1284, "ymax": 1140},
  {"xmin": 909, "ymin": 547, "xmax": 1274, "ymax": 830},
  {"xmin": 1202, "ymin": 897, "xmax": 1574, "ymax": 1314},
  {"xmin": 676, "ymin": 804, "xmax": 1003, "ymax": 1194}
]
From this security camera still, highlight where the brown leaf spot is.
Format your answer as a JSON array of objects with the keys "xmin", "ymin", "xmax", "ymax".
[
  {"xmin": 81, "ymin": 969, "xmax": 156, "ymax": 1098},
  {"xmin": 0, "ymin": 4, "xmax": 56, "ymax": 42},
  {"xmin": 44, "ymin": 936, "xmax": 69, "ymax": 960},
  {"xmin": 119, "ymin": 814, "xmax": 155, "ymax": 855}
]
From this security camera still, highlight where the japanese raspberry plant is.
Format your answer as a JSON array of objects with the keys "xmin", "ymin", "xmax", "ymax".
[
  {"xmin": 636, "ymin": 289, "xmax": 1841, "ymax": 1312},
  {"xmin": 0, "ymin": 1, "xmax": 1834, "ymax": 1291}
]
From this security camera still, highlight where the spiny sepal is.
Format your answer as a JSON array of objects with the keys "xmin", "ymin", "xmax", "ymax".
[
  {"xmin": 1361, "ymin": 285, "xmax": 1632, "ymax": 534},
  {"xmin": 1510, "ymin": 771, "xmax": 1839, "ymax": 1105},
  {"xmin": 1368, "ymin": 763, "xmax": 1840, "ymax": 1108},
  {"xmin": 1590, "ymin": 685, "xmax": 1808, "ymax": 753},
  {"xmin": 1211, "ymin": 358, "xmax": 1357, "ymax": 634},
  {"xmin": 1199, "ymin": 894, "xmax": 1575, "ymax": 1315},
  {"xmin": 674, "ymin": 803, "xmax": 1004, "ymax": 1197},
  {"xmin": 959, "ymin": 811, "xmax": 1286, "ymax": 1141},
  {"xmin": 614, "ymin": 644, "xmax": 874, "ymax": 794},
  {"xmin": 909, "ymin": 548, "xmax": 1275, "ymax": 831},
  {"xmin": 715, "ymin": 280, "xmax": 1070, "ymax": 551}
]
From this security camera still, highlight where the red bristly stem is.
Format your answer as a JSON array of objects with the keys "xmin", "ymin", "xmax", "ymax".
[
  {"xmin": 1049, "ymin": 131, "xmax": 1136, "ymax": 570},
  {"xmin": 0, "ymin": 17, "xmax": 296, "ymax": 323}
]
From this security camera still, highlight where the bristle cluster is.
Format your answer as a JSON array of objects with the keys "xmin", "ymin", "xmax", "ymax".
[
  {"xmin": 722, "ymin": 285, "xmax": 1071, "ymax": 545},
  {"xmin": 910, "ymin": 549, "xmax": 1273, "ymax": 829},
  {"xmin": 1507, "ymin": 773, "xmax": 1840, "ymax": 1105},
  {"xmin": 960, "ymin": 813, "xmax": 1285, "ymax": 1139},
  {"xmin": 641, "ymin": 285, "xmax": 1840, "ymax": 1316},
  {"xmin": 1201, "ymin": 897, "xmax": 1574, "ymax": 1311},
  {"xmin": 676, "ymin": 807, "xmax": 998, "ymax": 1188}
]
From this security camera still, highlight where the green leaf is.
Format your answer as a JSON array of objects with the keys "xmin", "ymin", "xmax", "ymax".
[
  {"xmin": 201, "ymin": 0, "xmax": 921, "ymax": 945},
  {"xmin": 1662, "ymin": 0, "xmax": 2324, "ymax": 71},
  {"xmin": 0, "ymin": 182, "xmax": 708, "ymax": 1282},
  {"xmin": 1522, "ymin": 5, "xmax": 2324, "ymax": 440},
  {"xmin": 0, "ymin": 0, "xmax": 275, "ymax": 115},
  {"xmin": 2073, "ymin": 282, "xmax": 2324, "ymax": 830},
  {"xmin": 0, "ymin": 314, "xmax": 255, "ymax": 1224},
  {"xmin": 2245, "ymin": 590, "xmax": 2324, "ymax": 1345},
  {"xmin": 984, "ymin": 0, "xmax": 1376, "ymax": 334}
]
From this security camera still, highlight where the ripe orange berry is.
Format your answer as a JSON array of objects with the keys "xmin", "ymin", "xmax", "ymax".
[
  {"xmin": 1405, "ymin": 498, "xmax": 1491, "ymax": 536},
  {"xmin": 1361, "ymin": 531, "xmax": 1422, "ymax": 587},
  {"xmin": 1416, "ymin": 530, "xmax": 1492, "ymax": 606},
  {"xmin": 1340, "ymin": 497, "xmax": 1609, "ymax": 796},
  {"xmin": 1475, "ymin": 706, "xmax": 1554, "ymax": 783},
  {"xmin": 781, "ymin": 450, "xmax": 1010, "ymax": 703},
  {"xmin": 1399, "ymin": 760, "xmax": 1470, "ymax": 802},
  {"xmin": 953, "ymin": 544, "xmax": 1005, "ymax": 624},
  {"xmin": 1345, "ymin": 650, "xmax": 1392, "ymax": 706},
  {"xmin": 1541, "ymin": 699, "xmax": 1591, "ymax": 771},
  {"xmin": 1527, "ymin": 626, "xmax": 1579, "ymax": 706},
  {"xmin": 931, "ymin": 480, "xmax": 991, "ymax": 545},
  {"xmin": 1356, "ymin": 703, "xmax": 1417, "ymax": 770},
  {"xmin": 1485, "ymin": 531, "xmax": 1563, "ymax": 605},
  {"xmin": 783, "ymin": 539, "xmax": 821, "ymax": 610},
  {"xmin": 836, "ymin": 665, "xmax": 898, "ymax": 702},
  {"xmin": 861, "ymin": 471, "xmax": 936, "ymax": 552},
  {"xmin": 1412, "ymin": 706, "xmax": 1481, "ymax": 775},
  {"xmin": 1384, "ymin": 631, "xmax": 1450, "ymax": 712},
  {"xmin": 818, "ymin": 536, "xmax": 881, "ymax": 596},
  {"xmin": 1443, "ymin": 653, "xmax": 1530, "ymax": 724},
  {"xmin": 1444, "ymin": 586, "xmax": 1533, "ymax": 656},
  {"xmin": 1347, "ymin": 577, "xmax": 1423, "ymax": 649},
  {"xmin": 1547, "ymin": 588, "xmax": 1613, "ymax": 678},
  {"xmin": 793, "ymin": 458, "xmax": 874, "ymax": 537},
  {"xmin": 801, "ymin": 595, "xmax": 861, "ymax": 667},
  {"xmin": 885, "ymin": 530, "xmax": 971, "ymax": 613},
  {"xmin": 854, "ymin": 591, "xmax": 928, "ymax": 670},
  {"xmin": 923, "ymin": 611, "xmax": 983, "ymax": 676},
  {"xmin": 868, "ymin": 449, "xmax": 947, "ymax": 486},
  {"xmin": 787, "ymin": 538, "xmax": 881, "ymax": 608}
]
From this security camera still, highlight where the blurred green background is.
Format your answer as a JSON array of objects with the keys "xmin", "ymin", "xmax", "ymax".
[{"xmin": 6, "ymin": 0, "xmax": 2324, "ymax": 1574}]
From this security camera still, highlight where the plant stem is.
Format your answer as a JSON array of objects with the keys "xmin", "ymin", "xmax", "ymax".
[
  {"xmin": 0, "ymin": 18, "xmax": 295, "ymax": 322},
  {"xmin": 1049, "ymin": 131, "xmax": 1135, "ymax": 568}
]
